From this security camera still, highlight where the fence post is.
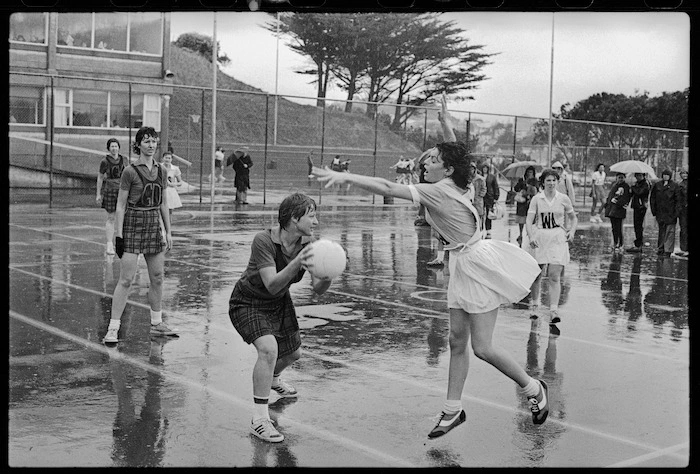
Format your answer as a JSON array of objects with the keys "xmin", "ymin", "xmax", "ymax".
[
  {"xmin": 512, "ymin": 116, "xmax": 517, "ymax": 161},
  {"xmin": 199, "ymin": 89, "xmax": 205, "ymax": 204},
  {"xmin": 373, "ymin": 108, "xmax": 379, "ymax": 205},
  {"xmin": 49, "ymin": 76, "xmax": 54, "ymax": 208},
  {"xmin": 422, "ymin": 107, "xmax": 428, "ymax": 151},
  {"xmin": 128, "ymin": 83, "xmax": 132, "ymax": 163},
  {"xmin": 318, "ymin": 99, "xmax": 326, "ymax": 204},
  {"xmin": 583, "ymin": 122, "xmax": 590, "ymax": 208},
  {"xmin": 263, "ymin": 94, "xmax": 269, "ymax": 205},
  {"xmin": 466, "ymin": 113, "xmax": 471, "ymax": 154}
]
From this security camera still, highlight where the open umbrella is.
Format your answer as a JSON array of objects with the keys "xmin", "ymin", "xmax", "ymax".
[
  {"xmin": 609, "ymin": 160, "xmax": 657, "ymax": 179},
  {"xmin": 502, "ymin": 161, "xmax": 543, "ymax": 179}
]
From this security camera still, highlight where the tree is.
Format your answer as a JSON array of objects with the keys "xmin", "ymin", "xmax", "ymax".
[
  {"xmin": 174, "ymin": 32, "xmax": 230, "ymax": 66},
  {"xmin": 533, "ymin": 90, "xmax": 688, "ymax": 163},
  {"xmin": 267, "ymin": 13, "xmax": 495, "ymax": 117}
]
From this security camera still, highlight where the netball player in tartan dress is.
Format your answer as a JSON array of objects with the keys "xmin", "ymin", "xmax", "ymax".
[
  {"xmin": 228, "ymin": 193, "xmax": 335, "ymax": 443},
  {"xmin": 312, "ymin": 96, "xmax": 551, "ymax": 439},
  {"xmin": 103, "ymin": 127, "xmax": 178, "ymax": 344},
  {"xmin": 96, "ymin": 138, "xmax": 127, "ymax": 255}
]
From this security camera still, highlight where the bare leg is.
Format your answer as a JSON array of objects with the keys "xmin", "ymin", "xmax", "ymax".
[
  {"xmin": 106, "ymin": 212, "xmax": 116, "ymax": 244},
  {"xmin": 252, "ymin": 335, "xmax": 279, "ymax": 398},
  {"xmin": 468, "ymin": 308, "xmax": 531, "ymax": 388},
  {"xmin": 273, "ymin": 348, "xmax": 301, "ymax": 376},
  {"xmin": 110, "ymin": 253, "xmax": 139, "ymax": 321},
  {"xmin": 547, "ymin": 263, "xmax": 564, "ymax": 308},
  {"xmin": 446, "ymin": 308, "xmax": 471, "ymax": 400},
  {"xmin": 529, "ymin": 264, "xmax": 545, "ymax": 306},
  {"xmin": 143, "ymin": 252, "xmax": 165, "ymax": 312}
]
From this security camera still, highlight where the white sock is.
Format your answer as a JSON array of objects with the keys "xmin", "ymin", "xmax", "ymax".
[
  {"xmin": 253, "ymin": 397, "xmax": 270, "ymax": 420},
  {"xmin": 436, "ymin": 250, "xmax": 445, "ymax": 261},
  {"xmin": 108, "ymin": 319, "xmax": 121, "ymax": 330},
  {"xmin": 272, "ymin": 373, "xmax": 280, "ymax": 386},
  {"xmin": 550, "ymin": 305, "xmax": 558, "ymax": 312},
  {"xmin": 443, "ymin": 400, "xmax": 462, "ymax": 416},
  {"xmin": 522, "ymin": 378, "xmax": 540, "ymax": 398},
  {"xmin": 150, "ymin": 310, "xmax": 162, "ymax": 325}
]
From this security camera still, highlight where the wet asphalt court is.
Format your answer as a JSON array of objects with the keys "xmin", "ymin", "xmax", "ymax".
[{"xmin": 8, "ymin": 184, "xmax": 690, "ymax": 467}]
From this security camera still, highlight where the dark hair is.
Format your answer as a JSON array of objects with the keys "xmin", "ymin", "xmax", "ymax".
[
  {"xmin": 106, "ymin": 138, "xmax": 120, "ymax": 150},
  {"xmin": 434, "ymin": 141, "xmax": 472, "ymax": 190},
  {"xmin": 616, "ymin": 172, "xmax": 626, "ymax": 178},
  {"xmin": 278, "ymin": 193, "xmax": 317, "ymax": 229},
  {"xmin": 662, "ymin": 169, "xmax": 672, "ymax": 178},
  {"xmin": 539, "ymin": 168, "xmax": 560, "ymax": 184},
  {"xmin": 596, "ymin": 163, "xmax": 605, "ymax": 170},
  {"xmin": 524, "ymin": 165, "xmax": 536, "ymax": 179},
  {"xmin": 132, "ymin": 126, "xmax": 159, "ymax": 155}
]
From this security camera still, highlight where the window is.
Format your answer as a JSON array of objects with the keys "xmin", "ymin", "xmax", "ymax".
[
  {"xmin": 72, "ymin": 90, "xmax": 108, "ymax": 127},
  {"xmin": 131, "ymin": 93, "xmax": 161, "ymax": 130},
  {"xmin": 94, "ymin": 12, "xmax": 128, "ymax": 51},
  {"xmin": 128, "ymin": 13, "xmax": 163, "ymax": 55},
  {"xmin": 9, "ymin": 86, "xmax": 45, "ymax": 125},
  {"xmin": 109, "ymin": 92, "xmax": 130, "ymax": 128},
  {"xmin": 55, "ymin": 12, "xmax": 163, "ymax": 55},
  {"xmin": 54, "ymin": 89, "xmax": 72, "ymax": 126},
  {"xmin": 10, "ymin": 12, "xmax": 47, "ymax": 44},
  {"xmin": 57, "ymin": 13, "xmax": 93, "ymax": 48}
]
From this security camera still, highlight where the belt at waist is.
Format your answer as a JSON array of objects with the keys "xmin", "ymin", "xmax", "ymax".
[{"xmin": 127, "ymin": 205, "xmax": 160, "ymax": 211}]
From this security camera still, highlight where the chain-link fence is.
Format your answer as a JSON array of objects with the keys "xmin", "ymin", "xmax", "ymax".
[{"xmin": 10, "ymin": 71, "xmax": 688, "ymax": 207}]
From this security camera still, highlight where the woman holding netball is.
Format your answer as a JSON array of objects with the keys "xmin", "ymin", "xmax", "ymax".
[
  {"xmin": 312, "ymin": 97, "xmax": 550, "ymax": 438},
  {"xmin": 103, "ymin": 126, "xmax": 178, "ymax": 344}
]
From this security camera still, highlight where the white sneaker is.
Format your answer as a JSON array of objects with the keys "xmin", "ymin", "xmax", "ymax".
[
  {"xmin": 104, "ymin": 327, "xmax": 119, "ymax": 343},
  {"xmin": 106, "ymin": 242, "xmax": 115, "ymax": 255},
  {"xmin": 271, "ymin": 379, "xmax": 298, "ymax": 398},
  {"xmin": 250, "ymin": 417, "xmax": 284, "ymax": 443}
]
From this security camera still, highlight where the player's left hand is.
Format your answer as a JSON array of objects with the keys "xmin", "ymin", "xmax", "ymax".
[{"xmin": 565, "ymin": 229, "xmax": 575, "ymax": 242}]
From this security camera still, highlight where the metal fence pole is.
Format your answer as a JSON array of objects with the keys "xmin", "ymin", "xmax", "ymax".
[
  {"xmin": 422, "ymin": 107, "xmax": 428, "ymax": 151},
  {"xmin": 372, "ymin": 109, "xmax": 379, "ymax": 205},
  {"xmin": 199, "ymin": 89, "xmax": 205, "ymax": 204},
  {"xmin": 582, "ymin": 123, "xmax": 590, "ymax": 208},
  {"xmin": 263, "ymin": 94, "xmax": 269, "ymax": 205},
  {"xmin": 512, "ymin": 116, "xmax": 517, "ymax": 161},
  {"xmin": 49, "ymin": 76, "xmax": 54, "ymax": 208},
  {"xmin": 466, "ymin": 113, "xmax": 471, "ymax": 154},
  {"xmin": 318, "ymin": 99, "xmax": 326, "ymax": 204},
  {"xmin": 128, "ymin": 83, "xmax": 132, "ymax": 163}
]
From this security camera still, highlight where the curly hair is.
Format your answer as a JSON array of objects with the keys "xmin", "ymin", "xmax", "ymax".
[
  {"xmin": 132, "ymin": 126, "xmax": 159, "ymax": 155},
  {"xmin": 433, "ymin": 141, "xmax": 473, "ymax": 190},
  {"xmin": 539, "ymin": 168, "xmax": 560, "ymax": 186},
  {"xmin": 278, "ymin": 193, "xmax": 317, "ymax": 229}
]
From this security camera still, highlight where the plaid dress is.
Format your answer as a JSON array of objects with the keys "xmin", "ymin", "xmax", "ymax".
[
  {"xmin": 100, "ymin": 154, "xmax": 126, "ymax": 213},
  {"xmin": 123, "ymin": 164, "xmax": 166, "ymax": 255},
  {"xmin": 229, "ymin": 232, "xmax": 308, "ymax": 357}
]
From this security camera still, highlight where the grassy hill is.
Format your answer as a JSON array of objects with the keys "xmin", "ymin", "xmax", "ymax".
[{"xmin": 168, "ymin": 45, "xmax": 420, "ymax": 153}]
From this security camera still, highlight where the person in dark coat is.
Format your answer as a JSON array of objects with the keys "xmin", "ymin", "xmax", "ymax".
[
  {"xmin": 675, "ymin": 169, "xmax": 688, "ymax": 257},
  {"xmin": 649, "ymin": 169, "xmax": 679, "ymax": 257},
  {"xmin": 481, "ymin": 162, "xmax": 500, "ymax": 239},
  {"xmin": 625, "ymin": 173, "xmax": 651, "ymax": 253},
  {"xmin": 604, "ymin": 172, "xmax": 631, "ymax": 252},
  {"xmin": 233, "ymin": 148, "xmax": 254, "ymax": 204}
]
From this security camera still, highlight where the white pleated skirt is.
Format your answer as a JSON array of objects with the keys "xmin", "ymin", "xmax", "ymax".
[
  {"xmin": 526, "ymin": 227, "xmax": 570, "ymax": 266},
  {"xmin": 448, "ymin": 239, "xmax": 541, "ymax": 314},
  {"xmin": 165, "ymin": 186, "xmax": 183, "ymax": 209}
]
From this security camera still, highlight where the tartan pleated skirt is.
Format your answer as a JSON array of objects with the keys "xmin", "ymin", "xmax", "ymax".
[
  {"xmin": 123, "ymin": 206, "xmax": 165, "ymax": 255},
  {"xmin": 228, "ymin": 282, "xmax": 301, "ymax": 358},
  {"xmin": 101, "ymin": 184, "xmax": 120, "ymax": 213}
]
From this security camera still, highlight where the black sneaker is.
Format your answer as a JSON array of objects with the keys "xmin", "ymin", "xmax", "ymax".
[
  {"xmin": 528, "ymin": 380, "xmax": 550, "ymax": 425},
  {"xmin": 428, "ymin": 410, "xmax": 466, "ymax": 439},
  {"xmin": 625, "ymin": 246, "xmax": 641, "ymax": 253}
]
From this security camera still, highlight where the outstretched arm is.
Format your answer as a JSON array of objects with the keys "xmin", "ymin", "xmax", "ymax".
[
  {"xmin": 438, "ymin": 93, "xmax": 457, "ymax": 143},
  {"xmin": 312, "ymin": 166, "xmax": 413, "ymax": 201}
]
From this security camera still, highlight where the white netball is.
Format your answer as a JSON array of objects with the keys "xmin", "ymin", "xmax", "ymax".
[{"xmin": 309, "ymin": 239, "xmax": 347, "ymax": 279}]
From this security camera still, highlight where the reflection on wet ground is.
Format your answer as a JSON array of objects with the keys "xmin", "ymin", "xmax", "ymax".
[{"xmin": 8, "ymin": 193, "xmax": 689, "ymax": 467}]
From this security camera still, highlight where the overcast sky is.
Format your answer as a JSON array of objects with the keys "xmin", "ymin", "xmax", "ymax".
[{"xmin": 170, "ymin": 11, "xmax": 689, "ymax": 121}]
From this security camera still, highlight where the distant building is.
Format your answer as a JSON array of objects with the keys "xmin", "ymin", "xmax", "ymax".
[{"xmin": 9, "ymin": 12, "xmax": 174, "ymax": 181}]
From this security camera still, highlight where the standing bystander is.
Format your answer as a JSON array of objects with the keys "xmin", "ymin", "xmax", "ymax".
[
  {"xmin": 650, "ymin": 169, "xmax": 679, "ymax": 257},
  {"xmin": 626, "ymin": 173, "xmax": 650, "ymax": 253}
]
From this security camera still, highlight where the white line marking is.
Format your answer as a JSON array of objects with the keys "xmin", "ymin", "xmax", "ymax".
[
  {"xmin": 8, "ymin": 310, "xmax": 415, "ymax": 468},
  {"xmin": 605, "ymin": 441, "xmax": 689, "ymax": 467}
]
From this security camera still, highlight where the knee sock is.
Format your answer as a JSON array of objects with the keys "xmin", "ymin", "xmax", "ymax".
[
  {"xmin": 253, "ymin": 396, "xmax": 270, "ymax": 421},
  {"xmin": 150, "ymin": 310, "xmax": 162, "ymax": 325}
]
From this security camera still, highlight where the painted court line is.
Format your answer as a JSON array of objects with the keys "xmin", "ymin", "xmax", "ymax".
[
  {"xmin": 8, "ymin": 310, "xmax": 415, "ymax": 468},
  {"xmin": 9, "ymin": 272, "xmax": 687, "ymax": 465},
  {"xmin": 605, "ymin": 441, "xmax": 689, "ymax": 467}
]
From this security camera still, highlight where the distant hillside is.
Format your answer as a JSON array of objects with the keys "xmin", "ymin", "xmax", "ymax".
[{"xmin": 168, "ymin": 45, "xmax": 420, "ymax": 153}]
